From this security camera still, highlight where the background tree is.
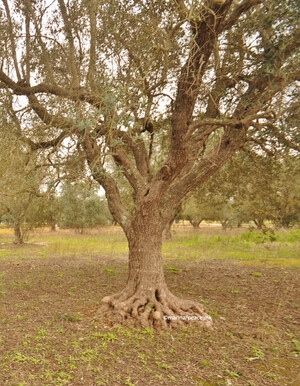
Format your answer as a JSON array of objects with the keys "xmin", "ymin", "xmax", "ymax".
[
  {"xmin": 233, "ymin": 153, "xmax": 300, "ymax": 229},
  {"xmin": 41, "ymin": 190, "xmax": 60, "ymax": 231},
  {"xmin": 0, "ymin": 118, "xmax": 46, "ymax": 244},
  {"xmin": 57, "ymin": 180, "xmax": 112, "ymax": 232},
  {"xmin": 0, "ymin": 0, "xmax": 299, "ymax": 328},
  {"xmin": 270, "ymin": 156, "xmax": 300, "ymax": 228},
  {"xmin": 182, "ymin": 166, "xmax": 239, "ymax": 230},
  {"xmin": 181, "ymin": 196, "xmax": 205, "ymax": 229},
  {"xmin": 184, "ymin": 152, "xmax": 300, "ymax": 231}
]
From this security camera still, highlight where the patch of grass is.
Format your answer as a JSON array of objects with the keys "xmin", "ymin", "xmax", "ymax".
[
  {"xmin": 250, "ymin": 271, "xmax": 263, "ymax": 277},
  {"xmin": 56, "ymin": 313, "xmax": 82, "ymax": 322},
  {"xmin": 103, "ymin": 267, "xmax": 116, "ymax": 276},
  {"xmin": 92, "ymin": 332, "xmax": 118, "ymax": 342},
  {"xmin": 165, "ymin": 266, "xmax": 181, "ymax": 274},
  {"xmin": 155, "ymin": 360, "xmax": 172, "ymax": 370},
  {"xmin": 291, "ymin": 339, "xmax": 300, "ymax": 356},
  {"xmin": 199, "ymin": 360, "xmax": 211, "ymax": 368},
  {"xmin": 245, "ymin": 347, "xmax": 264, "ymax": 361},
  {"xmin": 162, "ymin": 228, "xmax": 300, "ymax": 267},
  {"xmin": 240, "ymin": 230, "xmax": 278, "ymax": 244}
]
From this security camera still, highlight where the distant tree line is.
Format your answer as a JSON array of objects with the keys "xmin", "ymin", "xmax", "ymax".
[
  {"xmin": 180, "ymin": 152, "xmax": 300, "ymax": 230},
  {"xmin": 0, "ymin": 179, "xmax": 113, "ymax": 244}
]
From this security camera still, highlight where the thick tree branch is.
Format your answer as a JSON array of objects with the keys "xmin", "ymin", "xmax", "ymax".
[
  {"xmin": 169, "ymin": 1, "xmax": 233, "ymax": 170},
  {"xmin": 1, "ymin": 0, "xmax": 21, "ymax": 80},
  {"xmin": 87, "ymin": 0, "xmax": 96, "ymax": 88},
  {"xmin": 0, "ymin": 70, "xmax": 103, "ymax": 107},
  {"xmin": 24, "ymin": 1, "xmax": 30, "ymax": 84},
  {"xmin": 25, "ymin": 0, "xmax": 56, "ymax": 84},
  {"xmin": 111, "ymin": 144, "xmax": 146, "ymax": 194},
  {"xmin": 82, "ymin": 134, "xmax": 131, "ymax": 232},
  {"xmin": 57, "ymin": 0, "xmax": 79, "ymax": 86},
  {"xmin": 162, "ymin": 126, "xmax": 247, "ymax": 217},
  {"xmin": 116, "ymin": 131, "xmax": 150, "ymax": 178},
  {"xmin": 27, "ymin": 94, "xmax": 75, "ymax": 130},
  {"xmin": 222, "ymin": 0, "xmax": 264, "ymax": 30},
  {"xmin": 234, "ymin": 29, "xmax": 300, "ymax": 119}
]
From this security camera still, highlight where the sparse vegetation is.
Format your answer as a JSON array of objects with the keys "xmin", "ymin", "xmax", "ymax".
[{"xmin": 0, "ymin": 225, "xmax": 299, "ymax": 384}]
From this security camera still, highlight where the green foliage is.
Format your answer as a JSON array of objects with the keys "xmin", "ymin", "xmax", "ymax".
[
  {"xmin": 0, "ymin": 117, "xmax": 49, "ymax": 242},
  {"xmin": 181, "ymin": 152, "xmax": 300, "ymax": 230},
  {"xmin": 241, "ymin": 230, "xmax": 278, "ymax": 244},
  {"xmin": 276, "ymin": 229, "xmax": 300, "ymax": 243},
  {"xmin": 56, "ymin": 181, "xmax": 112, "ymax": 231}
]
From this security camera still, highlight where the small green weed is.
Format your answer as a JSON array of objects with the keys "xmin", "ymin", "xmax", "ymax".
[
  {"xmin": 265, "ymin": 373, "xmax": 277, "ymax": 380},
  {"xmin": 92, "ymin": 332, "xmax": 118, "ymax": 342},
  {"xmin": 225, "ymin": 369, "xmax": 243, "ymax": 378},
  {"xmin": 138, "ymin": 353, "xmax": 148, "ymax": 365},
  {"xmin": 125, "ymin": 377, "xmax": 135, "ymax": 386},
  {"xmin": 155, "ymin": 360, "xmax": 172, "ymax": 370},
  {"xmin": 245, "ymin": 347, "xmax": 264, "ymax": 361},
  {"xmin": 251, "ymin": 272, "xmax": 263, "ymax": 277},
  {"xmin": 140, "ymin": 327, "xmax": 154, "ymax": 336},
  {"xmin": 57, "ymin": 313, "xmax": 82, "ymax": 322},
  {"xmin": 38, "ymin": 328, "xmax": 48, "ymax": 336},
  {"xmin": 291, "ymin": 339, "xmax": 300, "ymax": 356},
  {"xmin": 199, "ymin": 360, "xmax": 211, "ymax": 368},
  {"xmin": 103, "ymin": 267, "xmax": 116, "ymax": 275}
]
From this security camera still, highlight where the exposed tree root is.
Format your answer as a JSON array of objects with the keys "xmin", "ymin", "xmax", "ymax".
[{"xmin": 96, "ymin": 284, "xmax": 212, "ymax": 330}]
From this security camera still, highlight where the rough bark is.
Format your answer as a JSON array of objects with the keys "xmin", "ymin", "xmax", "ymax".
[
  {"xmin": 13, "ymin": 225, "xmax": 23, "ymax": 245},
  {"xmin": 163, "ymin": 221, "xmax": 173, "ymax": 240},
  {"xmin": 97, "ymin": 212, "xmax": 212, "ymax": 329}
]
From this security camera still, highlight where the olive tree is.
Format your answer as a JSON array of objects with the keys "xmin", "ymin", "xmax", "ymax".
[
  {"xmin": 182, "ymin": 165, "xmax": 239, "ymax": 229},
  {"xmin": 0, "ymin": 0, "xmax": 299, "ymax": 328},
  {"xmin": 0, "ymin": 119, "xmax": 46, "ymax": 244},
  {"xmin": 57, "ymin": 180, "xmax": 112, "ymax": 232},
  {"xmin": 233, "ymin": 153, "xmax": 300, "ymax": 229}
]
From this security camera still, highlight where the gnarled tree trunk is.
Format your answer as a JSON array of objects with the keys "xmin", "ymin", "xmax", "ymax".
[{"xmin": 99, "ymin": 211, "xmax": 212, "ymax": 329}]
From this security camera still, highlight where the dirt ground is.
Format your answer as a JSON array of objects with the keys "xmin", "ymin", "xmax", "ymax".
[{"xmin": 0, "ymin": 230, "xmax": 299, "ymax": 385}]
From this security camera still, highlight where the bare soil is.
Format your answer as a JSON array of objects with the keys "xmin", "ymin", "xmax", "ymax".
[{"xmin": 0, "ymin": 235, "xmax": 299, "ymax": 385}]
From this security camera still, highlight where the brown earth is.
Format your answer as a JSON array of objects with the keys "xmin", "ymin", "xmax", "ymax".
[{"xmin": 0, "ymin": 246, "xmax": 299, "ymax": 385}]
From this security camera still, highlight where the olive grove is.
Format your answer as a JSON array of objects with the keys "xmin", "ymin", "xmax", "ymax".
[{"xmin": 0, "ymin": 0, "xmax": 299, "ymax": 328}]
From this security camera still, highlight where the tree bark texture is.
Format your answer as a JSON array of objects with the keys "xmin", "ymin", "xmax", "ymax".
[
  {"xmin": 99, "ymin": 211, "xmax": 212, "ymax": 329},
  {"xmin": 13, "ymin": 225, "xmax": 23, "ymax": 245}
]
